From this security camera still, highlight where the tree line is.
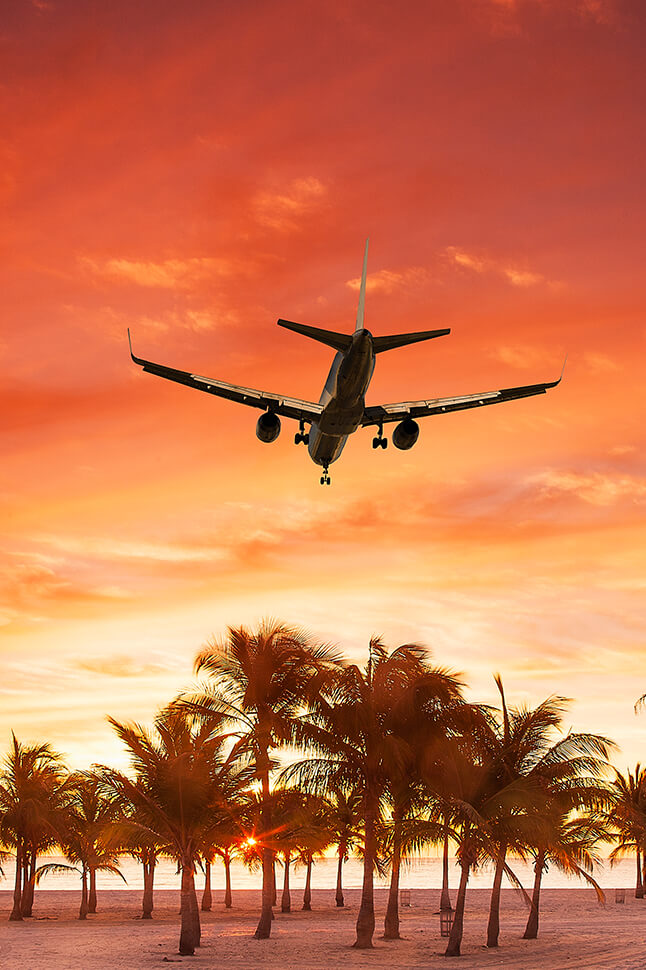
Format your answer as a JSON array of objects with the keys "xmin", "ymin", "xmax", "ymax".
[{"xmin": 1, "ymin": 621, "xmax": 643, "ymax": 959}]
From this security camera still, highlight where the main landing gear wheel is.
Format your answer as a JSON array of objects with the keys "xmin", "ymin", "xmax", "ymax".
[
  {"xmin": 372, "ymin": 431, "xmax": 388, "ymax": 449},
  {"xmin": 372, "ymin": 422, "xmax": 387, "ymax": 449},
  {"xmin": 295, "ymin": 419, "xmax": 310, "ymax": 445}
]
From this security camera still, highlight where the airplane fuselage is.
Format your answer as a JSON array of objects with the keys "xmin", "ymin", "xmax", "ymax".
[{"xmin": 308, "ymin": 328, "xmax": 376, "ymax": 467}]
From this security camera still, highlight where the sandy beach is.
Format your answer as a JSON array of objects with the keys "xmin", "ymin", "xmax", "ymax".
[{"xmin": 1, "ymin": 888, "xmax": 645, "ymax": 970}]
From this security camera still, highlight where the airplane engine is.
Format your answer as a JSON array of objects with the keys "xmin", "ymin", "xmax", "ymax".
[
  {"xmin": 256, "ymin": 411, "xmax": 281, "ymax": 442},
  {"xmin": 392, "ymin": 417, "xmax": 419, "ymax": 450}
]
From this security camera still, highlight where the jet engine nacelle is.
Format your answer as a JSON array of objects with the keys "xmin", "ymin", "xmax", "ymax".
[
  {"xmin": 256, "ymin": 411, "xmax": 281, "ymax": 443},
  {"xmin": 392, "ymin": 417, "xmax": 419, "ymax": 450}
]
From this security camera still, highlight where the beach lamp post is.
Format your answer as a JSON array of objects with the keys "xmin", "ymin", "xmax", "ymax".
[{"xmin": 440, "ymin": 909, "xmax": 454, "ymax": 937}]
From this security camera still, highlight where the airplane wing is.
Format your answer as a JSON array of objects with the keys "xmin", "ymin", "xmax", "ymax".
[
  {"xmin": 362, "ymin": 370, "xmax": 564, "ymax": 427},
  {"xmin": 128, "ymin": 330, "xmax": 323, "ymax": 423}
]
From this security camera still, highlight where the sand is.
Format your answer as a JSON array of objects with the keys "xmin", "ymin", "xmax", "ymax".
[{"xmin": 1, "ymin": 888, "xmax": 645, "ymax": 970}]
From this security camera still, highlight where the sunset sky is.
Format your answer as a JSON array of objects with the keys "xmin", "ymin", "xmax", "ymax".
[{"xmin": 1, "ymin": 0, "xmax": 645, "ymax": 771}]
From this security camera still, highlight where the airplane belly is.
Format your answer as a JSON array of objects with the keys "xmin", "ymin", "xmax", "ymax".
[
  {"xmin": 318, "ymin": 400, "xmax": 364, "ymax": 435},
  {"xmin": 308, "ymin": 425, "xmax": 348, "ymax": 466}
]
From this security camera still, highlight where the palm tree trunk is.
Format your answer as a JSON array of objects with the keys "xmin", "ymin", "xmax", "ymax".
[
  {"xmin": 79, "ymin": 868, "xmax": 89, "ymax": 920},
  {"xmin": 179, "ymin": 863, "xmax": 199, "ymax": 955},
  {"xmin": 254, "ymin": 751, "xmax": 274, "ymax": 939},
  {"xmin": 445, "ymin": 833, "xmax": 472, "ymax": 958},
  {"xmin": 440, "ymin": 827, "xmax": 452, "ymax": 912},
  {"xmin": 201, "ymin": 860, "xmax": 212, "ymax": 911},
  {"xmin": 383, "ymin": 811, "xmax": 403, "ymax": 939},
  {"xmin": 190, "ymin": 875, "xmax": 201, "ymax": 946},
  {"xmin": 523, "ymin": 850, "xmax": 545, "ymax": 939},
  {"xmin": 142, "ymin": 855, "xmax": 155, "ymax": 919},
  {"xmin": 272, "ymin": 856, "xmax": 277, "ymax": 905},
  {"xmin": 21, "ymin": 847, "xmax": 36, "ymax": 917},
  {"xmin": 9, "ymin": 839, "xmax": 23, "ymax": 921},
  {"xmin": 354, "ymin": 795, "xmax": 376, "ymax": 948},
  {"xmin": 335, "ymin": 847, "xmax": 345, "ymax": 907},
  {"xmin": 486, "ymin": 842, "xmax": 507, "ymax": 947},
  {"xmin": 636, "ymin": 849, "xmax": 644, "ymax": 899},
  {"xmin": 88, "ymin": 867, "xmax": 97, "ymax": 914},
  {"xmin": 281, "ymin": 852, "xmax": 291, "ymax": 912},
  {"xmin": 224, "ymin": 851, "xmax": 232, "ymax": 908},
  {"xmin": 302, "ymin": 854, "xmax": 313, "ymax": 910}
]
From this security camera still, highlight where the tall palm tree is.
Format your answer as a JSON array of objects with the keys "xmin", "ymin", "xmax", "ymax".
[
  {"xmin": 433, "ymin": 709, "xmax": 532, "ymax": 959},
  {"xmin": 0, "ymin": 735, "xmax": 70, "ymax": 921},
  {"xmin": 605, "ymin": 765, "xmax": 646, "ymax": 899},
  {"xmin": 97, "ymin": 703, "xmax": 252, "ymax": 955},
  {"xmin": 482, "ymin": 679, "xmax": 612, "ymax": 949},
  {"xmin": 182, "ymin": 619, "xmax": 341, "ymax": 939},
  {"xmin": 284, "ymin": 638, "xmax": 463, "ymax": 948},
  {"xmin": 436, "ymin": 693, "xmax": 612, "ymax": 957}
]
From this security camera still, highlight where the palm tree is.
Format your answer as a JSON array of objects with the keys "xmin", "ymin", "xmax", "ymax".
[
  {"xmin": 436, "ymin": 692, "xmax": 612, "ymax": 957},
  {"xmin": 293, "ymin": 793, "xmax": 331, "ymax": 911},
  {"xmin": 522, "ymin": 811, "xmax": 607, "ymax": 939},
  {"xmin": 605, "ymin": 765, "xmax": 646, "ymax": 899},
  {"xmin": 284, "ymin": 638, "xmax": 463, "ymax": 948},
  {"xmin": 434, "ymin": 709, "xmax": 532, "ymax": 958},
  {"xmin": 182, "ymin": 619, "xmax": 341, "ymax": 939},
  {"xmin": 482, "ymin": 679, "xmax": 612, "ymax": 948},
  {"xmin": 41, "ymin": 773, "xmax": 127, "ymax": 919},
  {"xmin": 97, "ymin": 703, "xmax": 252, "ymax": 954},
  {"xmin": 0, "ymin": 735, "xmax": 70, "ymax": 921},
  {"xmin": 325, "ymin": 787, "xmax": 362, "ymax": 907}
]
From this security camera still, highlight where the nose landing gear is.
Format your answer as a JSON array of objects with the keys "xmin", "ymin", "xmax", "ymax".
[
  {"xmin": 295, "ymin": 418, "xmax": 310, "ymax": 445},
  {"xmin": 372, "ymin": 423, "xmax": 387, "ymax": 449},
  {"xmin": 319, "ymin": 463, "xmax": 331, "ymax": 486}
]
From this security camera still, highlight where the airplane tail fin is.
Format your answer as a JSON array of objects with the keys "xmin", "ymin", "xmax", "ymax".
[
  {"xmin": 355, "ymin": 238, "xmax": 369, "ymax": 332},
  {"xmin": 372, "ymin": 328, "xmax": 451, "ymax": 353},
  {"xmin": 277, "ymin": 319, "xmax": 352, "ymax": 352}
]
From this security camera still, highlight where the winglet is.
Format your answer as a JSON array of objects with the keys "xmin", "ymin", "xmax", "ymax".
[
  {"xmin": 543, "ymin": 354, "xmax": 567, "ymax": 390},
  {"xmin": 127, "ymin": 328, "xmax": 145, "ymax": 366},
  {"xmin": 355, "ymin": 238, "xmax": 369, "ymax": 332}
]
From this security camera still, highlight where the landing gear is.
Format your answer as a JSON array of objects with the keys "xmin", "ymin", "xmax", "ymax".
[
  {"xmin": 319, "ymin": 464, "xmax": 331, "ymax": 486},
  {"xmin": 295, "ymin": 419, "xmax": 310, "ymax": 445},
  {"xmin": 372, "ymin": 423, "xmax": 387, "ymax": 449}
]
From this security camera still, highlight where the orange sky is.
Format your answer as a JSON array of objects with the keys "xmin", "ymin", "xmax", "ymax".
[{"xmin": 1, "ymin": 0, "xmax": 645, "ymax": 771}]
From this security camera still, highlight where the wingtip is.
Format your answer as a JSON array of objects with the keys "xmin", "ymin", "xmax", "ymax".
[{"xmin": 553, "ymin": 354, "xmax": 568, "ymax": 387}]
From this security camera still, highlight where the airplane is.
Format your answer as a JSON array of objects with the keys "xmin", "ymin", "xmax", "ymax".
[{"xmin": 128, "ymin": 240, "xmax": 563, "ymax": 485}]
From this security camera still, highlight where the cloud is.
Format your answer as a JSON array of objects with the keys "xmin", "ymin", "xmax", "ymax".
[
  {"xmin": 34, "ymin": 534, "xmax": 230, "ymax": 565},
  {"xmin": 487, "ymin": 0, "xmax": 618, "ymax": 24},
  {"xmin": 445, "ymin": 246, "xmax": 547, "ymax": 287},
  {"xmin": 80, "ymin": 256, "xmax": 236, "ymax": 288},
  {"xmin": 583, "ymin": 351, "xmax": 619, "ymax": 374},
  {"xmin": 73, "ymin": 655, "xmax": 170, "ymax": 678},
  {"xmin": 490, "ymin": 344, "xmax": 553, "ymax": 369},
  {"xmin": 253, "ymin": 177, "xmax": 327, "ymax": 230},
  {"xmin": 528, "ymin": 470, "xmax": 646, "ymax": 507},
  {"xmin": 346, "ymin": 266, "xmax": 429, "ymax": 295}
]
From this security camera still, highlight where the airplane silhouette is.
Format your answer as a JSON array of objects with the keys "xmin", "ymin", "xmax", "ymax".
[{"xmin": 129, "ymin": 241, "xmax": 563, "ymax": 485}]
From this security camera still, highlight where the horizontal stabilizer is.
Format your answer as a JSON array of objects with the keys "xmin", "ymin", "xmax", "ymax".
[
  {"xmin": 372, "ymin": 328, "xmax": 451, "ymax": 353},
  {"xmin": 277, "ymin": 319, "xmax": 353, "ymax": 352}
]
